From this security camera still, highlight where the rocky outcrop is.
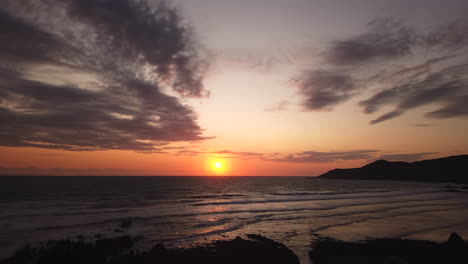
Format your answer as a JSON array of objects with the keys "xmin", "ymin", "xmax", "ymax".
[
  {"xmin": 310, "ymin": 232, "xmax": 468, "ymax": 264},
  {"xmin": 1, "ymin": 234, "xmax": 299, "ymax": 264},
  {"xmin": 319, "ymin": 155, "xmax": 468, "ymax": 183}
]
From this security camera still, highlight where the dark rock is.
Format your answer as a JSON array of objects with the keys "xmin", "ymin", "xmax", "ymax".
[
  {"xmin": 133, "ymin": 235, "xmax": 144, "ymax": 241},
  {"xmin": 95, "ymin": 236, "xmax": 134, "ymax": 255},
  {"xmin": 2, "ymin": 234, "xmax": 300, "ymax": 264},
  {"xmin": 113, "ymin": 228, "xmax": 123, "ymax": 233},
  {"xmin": 448, "ymin": 232, "xmax": 464, "ymax": 245},
  {"xmin": 309, "ymin": 233, "xmax": 468, "ymax": 264},
  {"xmin": 119, "ymin": 220, "xmax": 132, "ymax": 229},
  {"xmin": 149, "ymin": 243, "xmax": 167, "ymax": 255}
]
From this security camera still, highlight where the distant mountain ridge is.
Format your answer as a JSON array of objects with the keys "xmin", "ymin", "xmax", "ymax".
[{"xmin": 319, "ymin": 155, "xmax": 468, "ymax": 183}]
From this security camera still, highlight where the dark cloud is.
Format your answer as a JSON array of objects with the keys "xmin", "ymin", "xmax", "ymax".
[
  {"xmin": 0, "ymin": 8, "xmax": 73, "ymax": 67},
  {"xmin": 359, "ymin": 86, "xmax": 405, "ymax": 114},
  {"xmin": 426, "ymin": 95, "xmax": 468, "ymax": 118},
  {"xmin": 295, "ymin": 17, "xmax": 468, "ymax": 123},
  {"xmin": 379, "ymin": 152, "xmax": 433, "ymax": 162},
  {"xmin": 364, "ymin": 65, "xmax": 468, "ymax": 124},
  {"xmin": 326, "ymin": 18, "xmax": 416, "ymax": 65},
  {"xmin": 267, "ymin": 150, "xmax": 379, "ymax": 163},
  {"xmin": 0, "ymin": 0, "xmax": 210, "ymax": 151},
  {"xmin": 369, "ymin": 110, "xmax": 404, "ymax": 124},
  {"xmin": 295, "ymin": 70, "xmax": 356, "ymax": 110},
  {"xmin": 423, "ymin": 20, "xmax": 468, "ymax": 50},
  {"xmin": 398, "ymin": 80, "xmax": 463, "ymax": 109},
  {"xmin": 387, "ymin": 55, "xmax": 455, "ymax": 79},
  {"xmin": 62, "ymin": 0, "xmax": 209, "ymax": 97}
]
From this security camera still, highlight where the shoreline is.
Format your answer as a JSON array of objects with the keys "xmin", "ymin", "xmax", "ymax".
[{"xmin": 2, "ymin": 232, "xmax": 467, "ymax": 264}]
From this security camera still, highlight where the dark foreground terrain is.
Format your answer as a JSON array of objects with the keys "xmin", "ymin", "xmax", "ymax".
[
  {"xmin": 1, "ymin": 234, "xmax": 299, "ymax": 264},
  {"xmin": 2, "ymin": 232, "xmax": 467, "ymax": 264},
  {"xmin": 320, "ymin": 155, "xmax": 468, "ymax": 183},
  {"xmin": 310, "ymin": 232, "xmax": 468, "ymax": 264}
]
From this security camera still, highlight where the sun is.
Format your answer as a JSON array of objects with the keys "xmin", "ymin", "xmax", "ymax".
[
  {"xmin": 207, "ymin": 159, "xmax": 227, "ymax": 175},
  {"xmin": 213, "ymin": 161, "xmax": 222, "ymax": 169}
]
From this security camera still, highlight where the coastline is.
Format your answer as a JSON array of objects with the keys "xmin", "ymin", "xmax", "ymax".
[{"xmin": 2, "ymin": 232, "xmax": 467, "ymax": 264}]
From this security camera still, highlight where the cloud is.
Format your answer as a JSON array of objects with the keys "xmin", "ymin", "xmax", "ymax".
[
  {"xmin": 0, "ymin": 166, "xmax": 159, "ymax": 176},
  {"xmin": 364, "ymin": 65, "xmax": 468, "ymax": 124},
  {"xmin": 326, "ymin": 18, "xmax": 416, "ymax": 65},
  {"xmin": 174, "ymin": 149, "xmax": 265, "ymax": 159},
  {"xmin": 425, "ymin": 95, "xmax": 468, "ymax": 118},
  {"xmin": 172, "ymin": 148, "xmax": 435, "ymax": 164},
  {"xmin": 295, "ymin": 17, "xmax": 468, "ymax": 123},
  {"xmin": 295, "ymin": 70, "xmax": 356, "ymax": 110},
  {"xmin": 423, "ymin": 20, "xmax": 468, "ymax": 50},
  {"xmin": 264, "ymin": 100, "xmax": 290, "ymax": 112},
  {"xmin": 267, "ymin": 150, "xmax": 379, "ymax": 163},
  {"xmin": 175, "ymin": 150, "xmax": 206, "ymax": 156},
  {"xmin": 369, "ymin": 110, "xmax": 404, "ymax": 124},
  {"xmin": 0, "ymin": 0, "xmax": 210, "ymax": 151},
  {"xmin": 378, "ymin": 152, "xmax": 433, "ymax": 162},
  {"xmin": 210, "ymin": 150, "xmax": 265, "ymax": 159},
  {"xmin": 413, "ymin": 124, "xmax": 434, "ymax": 127},
  {"xmin": 173, "ymin": 148, "xmax": 383, "ymax": 163}
]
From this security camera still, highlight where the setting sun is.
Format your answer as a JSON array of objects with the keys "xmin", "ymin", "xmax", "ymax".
[{"xmin": 208, "ymin": 159, "xmax": 228, "ymax": 174}]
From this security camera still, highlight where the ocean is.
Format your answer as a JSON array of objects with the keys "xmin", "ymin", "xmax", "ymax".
[{"xmin": 1, "ymin": 176, "xmax": 468, "ymax": 263}]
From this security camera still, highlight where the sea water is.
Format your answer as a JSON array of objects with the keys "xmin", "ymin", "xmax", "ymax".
[{"xmin": 1, "ymin": 176, "xmax": 468, "ymax": 263}]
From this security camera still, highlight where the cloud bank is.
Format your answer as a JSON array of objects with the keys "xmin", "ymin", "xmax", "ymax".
[
  {"xmin": 172, "ymin": 148, "xmax": 434, "ymax": 164},
  {"xmin": 295, "ymin": 18, "xmax": 468, "ymax": 124},
  {"xmin": 267, "ymin": 150, "xmax": 380, "ymax": 163},
  {"xmin": 0, "ymin": 0, "xmax": 210, "ymax": 151},
  {"xmin": 378, "ymin": 152, "xmax": 433, "ymax": 162}
]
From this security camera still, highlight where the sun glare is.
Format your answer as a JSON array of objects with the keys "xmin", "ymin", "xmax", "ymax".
[
  {"xmin": 209, "ymin": 160, "xmax": 226, "ymax": 174},
  {"xmin": 206, "ymin": 158, "xmax": 228, "ymax": 175},
  {"xmin": 214, "ymin": 161, "xmax": 222, "ymax": 169}
]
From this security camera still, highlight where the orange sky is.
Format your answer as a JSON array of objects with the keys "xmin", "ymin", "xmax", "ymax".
[{"xmin": 1, "ymin": 0, "xmax": 468, "ymax": 176}]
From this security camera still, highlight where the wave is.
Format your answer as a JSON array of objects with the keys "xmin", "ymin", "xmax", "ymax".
[
  {"xmin": 190, "ymin": 189, "xmax": 447, "ymax": 206},
  {"xmin": 90, "ymin": 199, "xmax": 203, "ymax": 208},
  {"xmin": 227, "ymin": 202, "xmax": 468, "ymax": 227},
  {"xmin": 398, "ymin": 220, "xmax": 468, "ymax": 239},
  {"xmin": 28, "ymin": 198, "xmax": 467, "ymax": 232},
  {"xmin": 269, "ymin": 189, "xmax": 395, "ymax": 196},
  {"xmin": 193, "ymin": 218, "xmax": 231, "ymax": 228},
  {"xmin": 2, "ymin": 189, "xmax": 454, "ymax": 221},
  {"xmin": 0, "ymin": 208, "xmax": 132, "ymax": 221},
  {"xmin": 150, "ymin": 224, "xmax": 245, "ymax": 245},
  {"xmin": 151, "ymin": 205, "xmax": 468, "ymax": 247},
  {"xmin": 187, "ymin": 194, "xmax": 243, "ymax": 199},
  {"xmin": 309, "ymin": 206, "xmax": 468, "ymax": 234}
]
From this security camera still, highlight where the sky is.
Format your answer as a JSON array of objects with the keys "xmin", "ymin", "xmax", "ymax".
[{"xmin": 0, "ymin": 0, "xmax": 468, "ymax": 176}]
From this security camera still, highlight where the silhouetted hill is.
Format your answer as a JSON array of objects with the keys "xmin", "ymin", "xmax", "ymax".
[{"xmin": 319, "ymin": 155, "xmax": 468, "ymax": 183}]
